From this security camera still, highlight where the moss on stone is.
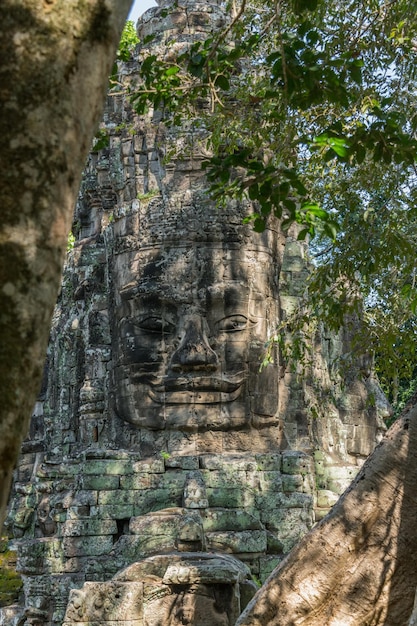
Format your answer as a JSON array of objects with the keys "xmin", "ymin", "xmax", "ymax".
[{"xmin": 0, "ymin": 546, "xmax": 23, "ymax": 607}]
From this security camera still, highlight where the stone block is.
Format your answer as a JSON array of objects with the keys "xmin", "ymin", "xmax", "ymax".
[
  {"xmin": 60, "ymin": 519, "xmax": 118, "ymax": 537},
  {"xmin": 201, "ymin": 509, "xmax": 262, "ymax": 532},
  {"xmin": 138, "ymin": 470, "xmax": 188, "ymax": 493},
  {"xmin": 258, "ymin": 556, "xmax": 283, "ymax": 582},
  {"xmin": 16, "ymin": 464, "xmax": 35, "ymax": 482},
  {"xmin": 50, "ymin": 556, "xmax": 88, "ymax": 574},
  {"xmin": 91, "ymin": 504, "xmax": 134, "ymax": 519},
  {"xmin": 314, "ymin": 458, "xmax": 326, "ymax": 476},
  {"xmin": 282, "ymin": 451, "xmax": 314, "ymax": 475},
  {"xmin": 254, "ymin": 453, "xmax": 282, "ymax": 471},
  {"xmin": 81, "ymin": 475, "xmax": 120, "ymax": 490},
  {"xmin": 132, "ymin": 458, "xmax": 165, "ymax": 473},
  {"xmin": 82, "ymin": 460, "xmax": 133, "ymax": 476},
  {"xmin": 326, "ymin": 465, "xmax": 358, "ymax": 481},
  {"xmin": 328, "ymin": 478, "xmax": 353, "ymax": 494},
  {"xmin": 133, "ymin": 489, "xmax": 182, "ymax": 515},
  {"xmin": 67, "ymin": 506, "xmax": 95, "ymax": 520},
  {"xmin": 316, "ymin": 489, "xmax": 340, "ymax": 509},
  {"xmin": 206, "ymin": 487, "xmax": 253, "ymax": 508},
  {"xmin": 205, "ymin": 530, "xmax": 267, "ymax": 554},
  {"xmin": 85, "ymin": 557, "xmax": 125, "ymax": 580},
  {"xmin": 266, "ymin": 531, "xmax": 284, "ymax": 554},
  {"xmin": 281, "ymin": 473, "xmax": 303, "ymax": 492},
  {"xmin": 63, "ymin": 536, "xmax": 114, "ymax": 558},
  {"xmin": 282, "ymin": 473, "xmax": 313, "ymax": 494},
  {"xmin": 279, "ymin": 295, "xmax": 299, "ymax": 315},
  {"xmin": 120, "ymin": 473, "xmax": 160, "ymax": 490},
  {"xmin": 129, "ymin": 511, "xmax": 183, "ymax": 536},
  {"xmin": 259, "ymin": 471, "xmax": 283, "ymax": 492},
  {"xmin": 261, "ymin": 508, "xmax": 314, "ymax": 552},
  {"xmin": 98, "ymin": 491, "xmax": 137, "ymax": 506},
  {"xmin": 63, "ymin": 491, "xmax": 98, "ymax": 508},
  {"xmin": 63, "ymin": 622, "xmax": 141, "ymax": 626},
  {"xmin": 314, "ymin": 508, "xmax": 329, "ymax": 521},
  {"xmin": 159, "ymin": 553, "xmax": 250, "ymax": 585},
  {"xmin": 200, "ymin": 455, "xmax": 258, "ymax": 471},
  {"xmin": 164, "ymin": 455, "xmax": 199, "ymax": 470},
  {"xmin": 256, "ymin": 490, "xmax": 312, "ymax": 511},
  {"xmin": 200, "ymin": 469, "xmax": 247, "ymax": 489}
]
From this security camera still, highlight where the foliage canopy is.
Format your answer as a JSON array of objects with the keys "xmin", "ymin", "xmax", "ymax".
[{"xmin": 125, "ymin": 0, "xmax": 417, "ymax": 397}]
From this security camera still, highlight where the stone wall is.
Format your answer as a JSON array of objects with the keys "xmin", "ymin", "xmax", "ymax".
[{"xmin": 1, "ymin": 1, "xmax": 389, "ymax": 624}]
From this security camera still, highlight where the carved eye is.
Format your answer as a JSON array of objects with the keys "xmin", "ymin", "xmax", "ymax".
[
  {"xmin": 136, "ymin": 317, "xmax": 175, "ymax": 334},
  {"xmin": 216, "ymin": 315, "xmax": 248, "ymax": 332}
]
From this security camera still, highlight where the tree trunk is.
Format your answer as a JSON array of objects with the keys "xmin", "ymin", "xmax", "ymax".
[
  {"xmin": 0, "ymin": 0, "xmax": 132, "ymax": 527},
  {"xmin": 236, "ymin": 399, "xmax": 417, "ymax": 626}
]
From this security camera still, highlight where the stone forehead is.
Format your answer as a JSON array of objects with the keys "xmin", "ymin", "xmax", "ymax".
[
  {"xmin": 114, "ymin": 197, "xmax": 278, "ymax": 251},
  {"xmin": 114, "ymin": 246, "xmax": 275, "ymax": 305}
]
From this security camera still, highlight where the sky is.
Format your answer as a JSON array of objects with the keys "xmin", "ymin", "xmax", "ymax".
[{"xmin": 128, "ymin": 0, "xmax": 157, "ymax": 23}]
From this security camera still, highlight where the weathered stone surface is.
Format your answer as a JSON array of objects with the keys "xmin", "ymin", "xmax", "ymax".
[
  {"xmin": 1, "ymin": 0, "xmax": 391, "ymax": 624},
  {"xmin": 202, "ymin": 509, "xmax": 262, "ymax": 532},
  {"xmin": 282, "ymin": 451, "xmax": 315, "ymax": 475},
  {"xmin": 63, "ymin": 553, "xmax": 253, "ymax": 626},
  {"xmin": 63, "ymin": 535, "xmax": 114, "ymax": 558},
  {"xmin": 206, "ymin": 530, "xmax": 267, "ymax": 554},
  {"xmin": 64, "ymin": 581, "xmax": 143, "ymax": 622},
  {"xmin": 60, "ymin": 519, "xmax": 118, "ymax": 538}
]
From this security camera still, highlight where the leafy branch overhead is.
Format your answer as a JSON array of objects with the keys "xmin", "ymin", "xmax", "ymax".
[
  {"xmin": 127, "ymin": 0, "xmax": 417, "ymax": 240},
  {"xmin": 118, "ymin": 0, "xmax": 417, "ymax": 392}
]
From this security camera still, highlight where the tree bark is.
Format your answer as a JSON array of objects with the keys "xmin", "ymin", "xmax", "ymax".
[
  {"xmin": 236, "ymin": 399, "xmax": 417, "ymax": 626},
  {"xmin": 0, "ymin": 0, "xmax": 132, "ymax": 527}
]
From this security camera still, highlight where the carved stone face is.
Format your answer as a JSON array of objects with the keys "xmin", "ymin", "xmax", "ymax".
[{"xmin": 112, "ymin": 241, "xmax": 279, "ymax": 432}]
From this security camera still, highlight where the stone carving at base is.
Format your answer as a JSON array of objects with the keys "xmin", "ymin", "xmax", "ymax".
[{"xmin": 63, "ymin": 553, "xmax": 254, "ymax": 626}]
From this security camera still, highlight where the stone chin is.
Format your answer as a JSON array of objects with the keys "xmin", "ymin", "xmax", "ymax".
[{"xmin": 114, "ymin": 405, "xmax": 250, "ymax": 432}]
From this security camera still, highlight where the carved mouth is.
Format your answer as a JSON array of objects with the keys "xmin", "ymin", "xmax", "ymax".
[{"xmin": 130, "ymin": 372, "xmax": 245, "ymax": 404}]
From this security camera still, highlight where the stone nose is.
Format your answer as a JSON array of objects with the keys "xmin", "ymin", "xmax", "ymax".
[{"xmin": 171, "ymin": 318, "xmax": 218, "ymax": 372}]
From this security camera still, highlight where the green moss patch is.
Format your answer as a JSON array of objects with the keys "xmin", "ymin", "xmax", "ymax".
[{"xmin": 0, "ymin": 545, "xmax": 23, "ymax": 607}]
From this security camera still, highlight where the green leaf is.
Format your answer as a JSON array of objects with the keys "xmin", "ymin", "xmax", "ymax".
[
  {"xmin": 243, "ymin": 213, "xmax": 260, "ymax": 224},
  {"xmin": 323, "ymin": 220, "xmax": 339, "ymax": 240},
  {"xmin": 283, "ymin": 199, "xmax": 297, "ymax": 215},
  {"xmin": 253, "ymin": 217, "xmax": 266, "ymax": 232},
  {"xmin": 303, "ymin": 204, "xmax": 328, "ymax": 219},
  {"xmin": 215, "ymin": 74, "xmax": 230, "ymax": 91},
  {"xmin": 281, "ymin": 218, "xmax": 293, "ymax": 231},
  {"xmin": 297, "ymin": 228, "xmax": 310, "ymax": 240},
  {"xmin": 248, "ymin": 184, "xmax": 260, "ymax": 200},
  {"xmin": 165, "ymin": 66, "xmax": 180, "ymax": 76},
  {"xmin": 327, "ymin": 137, "xmax": 349, "ymax": 156},
  {"xmin": 247, "ymin": 160, "xmax": 264, "ymax": 172},
  {"xmin": 355, "ymin": 143, "xmax": 366, "ymax": 164}
]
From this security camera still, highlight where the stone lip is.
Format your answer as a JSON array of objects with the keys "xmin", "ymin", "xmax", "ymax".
[{"xmin": 145, "ymin": 373, "xmax": 245, "ymax": 404}]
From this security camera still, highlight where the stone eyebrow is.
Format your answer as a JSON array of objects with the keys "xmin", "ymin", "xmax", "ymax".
[
  {"xmin": 119, "ymin": 282, "xmax": 165, "ymax": 299},
  {"xmin": 206, "ymin": 284, "xmax": 242, "ymax": 299},
  {"xmin": 119, "ymin": 285, "xmax": 184, "ymax": 308},
  {"xmin": 119, "ymin": 282, "xmax": 137, "ymax": 299}
]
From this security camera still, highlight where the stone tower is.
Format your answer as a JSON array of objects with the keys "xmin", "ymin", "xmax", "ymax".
[{"xmin": 1, "ymin": 1, "xmax": 389, "ymax": 624}]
